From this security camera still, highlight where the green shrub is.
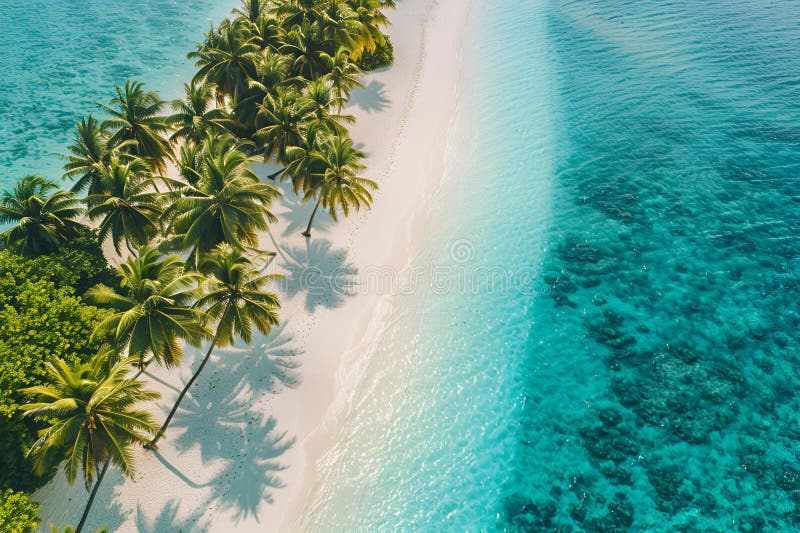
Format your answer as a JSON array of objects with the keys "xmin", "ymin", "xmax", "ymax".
[
  {"xmin": 0, "ymin": 489, "xmax": 40, "ymax": 533},
  {"xmin": 28, "ymin": 231, "xmax": 116, "ymax": 294}
]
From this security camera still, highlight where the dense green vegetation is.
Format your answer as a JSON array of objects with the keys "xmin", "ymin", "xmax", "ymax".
[
  {"xmin": 1, "ymin": 0, "xmax": 395, "ymax": 530},
  {"xmin": 0, "ymin": 242, "xmax": 113, "ymax": 494},
  {"xmin": 0, "ymin": 489, "xmax": 40, "ymax": 533}
]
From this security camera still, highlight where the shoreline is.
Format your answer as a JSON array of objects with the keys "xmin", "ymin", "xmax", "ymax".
[
  {"xmin": 30, "ymin": 0, "xmax": 474, "ymax": 530},
  {"xmin": 267, "ymin": 0, "xmax": 473, "ymax": 528}
]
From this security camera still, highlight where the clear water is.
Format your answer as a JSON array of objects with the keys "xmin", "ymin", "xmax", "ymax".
[
  {"xmin": 0, "ymin": 0, "xmax": 233, "ymax": 186},
  {"xmin": 307, "ymin": 0, "xmax": 800, "ymax": 531}
]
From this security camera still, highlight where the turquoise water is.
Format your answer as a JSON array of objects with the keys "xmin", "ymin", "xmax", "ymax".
[
  {"xmin": 0, "ymin": 0, "xmax": 233, "ymax": 186},
  {"xmin": 309, "ymin": 0, "xmax": 800, "ymax": 531}
]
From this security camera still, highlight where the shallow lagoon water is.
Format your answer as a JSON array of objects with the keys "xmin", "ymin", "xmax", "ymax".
[
  {"xmin": 0, "ymin": 0, "xmax": 232, "ymax": 185},
  {"xmin": 308, "ymin": 0, "xmax": 800, "ymax": 531}
]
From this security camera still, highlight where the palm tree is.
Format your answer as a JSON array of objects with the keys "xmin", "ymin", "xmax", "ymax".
[
  {"xmin": 246, "ymin": 13, "xmax": 285, "ymax": 52},
  {"xmin": 100, "ymin": 81, "xmax": 173, "ymax": 173},
  {"xmin": 234, "ymin": 0, "xmax": 271, "ymax": 24},
  {"xmin": 251, "ymin": 49, "xmax": 292, "ymax": 95},
  {"xmin": 319, "ymin": 0, "xmax": 363, "ymax": 53},
  {"xmin": 163, "ymin": 145, "xmax": 279, "ymax": 260},
  {"xmin": 86, "ymin": 248, "xmax": 210, "ymax": 371},
  {"xmin": 0, "ymin": 176, "xmax": 86, "ymax": 255},
  {"xmin": 280, "ymin": 22, "xmax": 332, "ymax": 80},
  {"xmin": 231, "ymin": 50, "xmax": 292, "ymax": 136},
  {"xmin": 272, "ymin": 0, "xmax": 327, "ymax": 27},
  {"xmin": 147, "ymin": 243, "xmax": 280, "ymax": 447},
  {"xmin": 321, "ymin": 49, "xmax": 364, "ymax": 101},
  {"xmin": 175, "ymin": 141, "xmax": 206, "ymax": 187},
  {"xmin": 190, "ymin": 19, "xmax": 260, "ymax": 105},
  {"xmin": 302, "ymin": 135, "xmax": 376, "ymax": 237},
  {"xmin": 283, "ymin": 126, "xmax": 327, "ymax": 194},
  {"xmin": 20, "ymin": 356, "xmax": 159, "ymax": 533},
  {"xmin": 86, "ymin": 157, "xmax": 163, "ymax": 255},
  {"xmin": 255, "ymin": 87, "xmax": 314, "ymax": 169},
  {"xmin": 201, "ymin": 130, "xmax": 258, "ymax": 165},
  {"xmin": 167, "ymin": 82, "xmax": 230, "ymax": 143},
  {"xmin": 346, "ymin": 0, "xmax": 394, "ymax": 60},
  {"xmin": 175, "ymin": 133, "xmax": 257, "ymax": 187},
  {"xmin": 301, "ymin": 77, "xmax": 354, "ymax": 134},
  {"xmin": 61, "ymin": 115, "xmax": 135, "ymax": 195}
]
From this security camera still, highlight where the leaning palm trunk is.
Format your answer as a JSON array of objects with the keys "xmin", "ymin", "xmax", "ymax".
[
  {"xmin": 302, "ymin": 197, "xmax": 322, "ymax": 238},
  {"xmin": 75, "ymin": 461, "xmax": 111, "ymax": 533},
  {"xmin": 147, "ymin": 326, "xmax": 223, "ymax": 448}
]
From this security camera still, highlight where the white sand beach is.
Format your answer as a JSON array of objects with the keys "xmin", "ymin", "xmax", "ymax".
[{"xmin": 32, "ymin": 0, "xmax": 472, "ymax": 530}]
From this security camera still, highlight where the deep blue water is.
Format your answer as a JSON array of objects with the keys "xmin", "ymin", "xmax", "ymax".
[
  {"xmin": 308, "ymin": 0, "xmax": 800, "ymax": 531},
  {"xmin": 0, "ymin": 0, "xmax": 232, "ymax": 186}
]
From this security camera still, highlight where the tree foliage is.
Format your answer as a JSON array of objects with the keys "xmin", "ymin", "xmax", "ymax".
[
  {"xmin": 0, "ymin": 249, "xmax": 112, "ymax": 492},
  {"xmin": 0, "ymin": 489, "xmax": 40, "ymax": 533},
  {"xmin": 356, "ymin": 34, "xmax": 393, "ymax": 71},
  {"xmin": 0, "ymin": 176, "xmax": 86, "ymax": 256}
]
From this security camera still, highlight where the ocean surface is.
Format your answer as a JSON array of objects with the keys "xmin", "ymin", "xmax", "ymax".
[
  {"xmin": 306, "ymin": 0, "xmax": 800, "ymax": 531},
  {"xmin": 0, "ymin": 0, "xmax": 233, "ymax": 187}
]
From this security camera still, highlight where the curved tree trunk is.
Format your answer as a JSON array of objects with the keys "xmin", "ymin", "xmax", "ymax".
[
  {"xmin": 302, "ymin": 197, "xmax": 322, "ymax": 238},
  {"xmin": 75, "ymin": 460, "xmax": 111, "ymax": 533},
  {"xmin": 146, "ymin": 330, "xmax": 220, "ymax": 449}
]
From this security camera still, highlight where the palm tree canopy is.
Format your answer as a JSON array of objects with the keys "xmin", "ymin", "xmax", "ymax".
[
  {"xmin": 99, "ymin": 80, "xmax": 173, "ymax": 172},
  {"xmin": 197, "ymin": 243, "xmax": 280, "ymax": 346},
  {"xmin": 321, "ymin": 48, "xmax": 364, "ymax": 100},
  {"xmin": 164, "ymin": 137, "xmax": 279, "ymax": 258},
  {"xmin": 167, "ymin": 82, "xmax": 231, "ymax": 143},
  {"xmin": 284, "ymin": 125, "xmax": 328, "ymax": 194},
  {"xmin": 301, "ymin": 77, "xmax": 354, "ymax": 134},
  {"xmin": 255, "ymin": 87, "xmax": 314, "ymax": 164},
  {"xmin": 86, "ymin": 247, "xmax": 210, "ymax": 367},
  {"xmin": 20, "ymin": 356, "xmax": 159, "ymax": 487},
  {"xmin": 345, "ymin": 0, "xmax": 393, "ymax": 58},
  {"xmin": 62, "ymin": 116, "xmax": 117, "ymax": 195},
  {"xmin": 190, "ymin": 19, "xmax": 260, "ymax": 105},
  {"xmin": 247, "ymin": 13, "xmax": 285, "ymax": 52},
  {"xmin": 234, "ymin": 0, "xmax": 271, "ymax": 24},
  {"xmin": 279, "ymin": 21, "xmax": 332, "ymax": 80},
  {"xmin": 311, "ymin": 135, "xmax": 376, "ymax": 219},
  {"xmin": 0, "ymin": 176, "xmax": 86, "ymax": 256},
  {"xmin": 272, "ymin": 0, "xmax": 327, "ymax": 28},
  {"xmin": 86, "ymin": 156, "xmax": 163, "ymax": 255}
]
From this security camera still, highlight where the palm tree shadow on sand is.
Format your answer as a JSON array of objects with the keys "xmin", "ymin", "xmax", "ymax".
[
  {"xmin": 207, "ymin": 413, "xmax": 294, "ymax": 521},
  {"xmin": 347, "ymin": 80, "xmax": 391, "ymax": 113},
  {"xmin": 280, "ymin": 238, "xmax": 358, "ymax": 311},
  {"xmin": 276, "ymin": 183, "xmax": 335, "ymax": 237},
  {"xmin": 238, "ymin": 322, "xmax": 302, "ymax": 393},
  {"xmin": 136, "ymin": 500, "xmax": 208, "ymax": 533},
  {"xmin": 148, "ymin": 326, "xmax": 302, "ymax": 525}
]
